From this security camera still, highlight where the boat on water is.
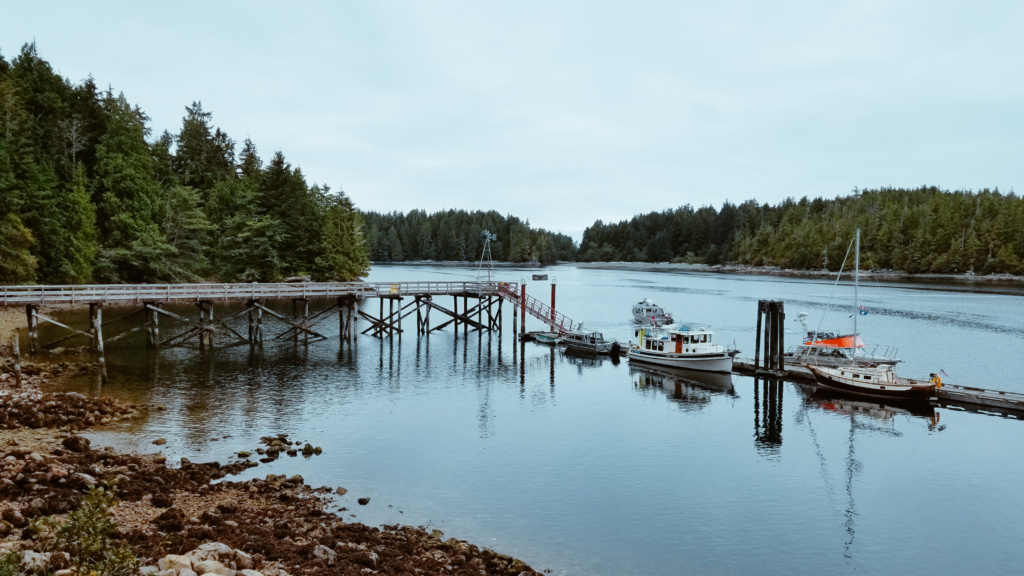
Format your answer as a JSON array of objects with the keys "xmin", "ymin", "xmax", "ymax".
[
  {"xmin": 809, "ymin": 364, "xmax": 936, "ymax": 401},
  {"xmin": 525, "ymin": 331, "xmax": 562, "ymax": 345},
  {"xmin": 627, "ymin": 324, "xmax": 736, "ymax": 373},
  {"xmin": 632, "ymin": 298, "xmax": 673, "ymax": 326},
  {"xmin": 807, "ymin": 230, "xmax": 936, "ymax": 402},
  {"xmin": 561, "ymin": 331, "xmax": 621, "ymax": 355},
  {"xmin": 784, "ymin": 312, "xmax": 901, "ymax": 377}
]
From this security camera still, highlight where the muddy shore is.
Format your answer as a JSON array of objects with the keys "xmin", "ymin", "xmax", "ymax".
[{"xmin": 0, "ymin": 354, "xmax": 545, "ymax": 575}]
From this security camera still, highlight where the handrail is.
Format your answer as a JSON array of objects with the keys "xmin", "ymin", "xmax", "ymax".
[
  {"xmin": 496, "ymin": 284, "xmax": 579, "ymax": 333},
  {"xmin": 0, "ymin": 281, "xmax": 517, "ymax": 306}
]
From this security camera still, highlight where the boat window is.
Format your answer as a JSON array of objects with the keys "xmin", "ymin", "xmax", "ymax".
[{"xmin": 700, "ymin": 335, "xmax": 707, "ymax": 343}]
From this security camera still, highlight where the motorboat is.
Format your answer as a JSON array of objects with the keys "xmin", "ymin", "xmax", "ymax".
[
  {"xmin": 784, "ymin": 312, "xmax": 900, "ymax": 376},
  {"xmin": 526, "ymin": 331, "xmax": 562, "ymax": 345},
  {"xmin": 632, "ymin": 298, "xmax": 673, "ymax": 326},
  {"xmin": 627, "ymin": 324, "xmax": 737, "ymax": 373},
  {"xmin": 560, "ymin": 331, "xmax": 621, "ymax": 355}
]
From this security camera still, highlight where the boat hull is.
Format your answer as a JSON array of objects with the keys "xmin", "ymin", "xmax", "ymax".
[
  {"xmin": 809, "ymin": 367, "xmax": 935, "ymax": 401},
  {"xmin": 627, "ymin": 349, "xmax": 733, "ymax": 373}
]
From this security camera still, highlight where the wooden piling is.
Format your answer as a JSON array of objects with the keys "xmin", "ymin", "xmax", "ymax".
[
  {"xmin": 26, "ymin": 304, "xmax": 38, "ymax": 354},
  {"xmin": 754, "ymin": 301, "xmax": 764, "ymax": 372},
  {"xmin": 11, "ymin": 333, "xmax": 22, "ymax": 387}
]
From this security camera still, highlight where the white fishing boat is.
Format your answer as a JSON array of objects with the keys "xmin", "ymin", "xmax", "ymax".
[
  {"xmin": 627, "ymin": 324, "xmax": 736, "ymax": 373},
  {"xmin": 526, "ymin": 331, "xmax": 562, "ymax": 345},
  {"xmin": 632, "ymin": 298, "xmax": 673, "ymax": 326},
  {"xmin": 807, "ymin": 230, "xmax": 937, "ymax": 402}
]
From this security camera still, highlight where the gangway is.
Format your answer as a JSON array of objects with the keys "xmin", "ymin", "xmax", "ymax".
[{"xmin": 496, "ymin": 283, "xmax": 580, "ymax": 334}]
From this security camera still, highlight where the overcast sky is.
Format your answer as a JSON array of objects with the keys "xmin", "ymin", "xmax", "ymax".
[{"xmin": 4, "ymin": 1, "xmax": 1022, "ymax": 239}]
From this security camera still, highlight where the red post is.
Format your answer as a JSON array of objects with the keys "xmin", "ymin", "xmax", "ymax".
[
  {"xmin": 550, "ymin": 282, "xmax": 556, "ymax": 327},
  {"xmin": 521, "ymin": 283, "xmax": 527, "ymax": 335}
]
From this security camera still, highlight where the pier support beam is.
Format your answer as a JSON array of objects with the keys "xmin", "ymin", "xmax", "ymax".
[
  {"xmin": 10, "ymin": 333, "xmax": 21, "ymax": 387},
  {"xmin": 26, "ymin": 305, "xmax": 38, "ymax": 354}
]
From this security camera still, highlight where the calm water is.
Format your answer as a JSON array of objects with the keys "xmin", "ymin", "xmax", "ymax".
[{"xmin": 65, "ymin": 265, "xmax": 1024, "ymax": 575}]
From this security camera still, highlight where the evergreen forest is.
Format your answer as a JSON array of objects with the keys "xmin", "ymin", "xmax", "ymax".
[
  {"xmin": 578, "ymin": 187, "xmax": 1024, "ymax": 274},
  {"xmin": 361, "ymin": 210, "xmax": 576, "ymax": 264},
  {"xmin": 0, "ymin": 43, "xmax": 369, "ymax": 285}
]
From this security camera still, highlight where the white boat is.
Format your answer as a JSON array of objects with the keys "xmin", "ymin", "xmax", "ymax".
[
  {"xmin": 784, "ymin": 312, "xmax": 900, "ymax": 377},
  {"xmin": 806, "ymin": 230, "xmax": 937, "ymax": 402},
  {"xmin": 527, "ymin": 331, "xmax": 562, "ymax": 345},
  {"xmin": 632, "ymin": 298, "xmax": 673, "ymax": 326},
  {"xmin": 627, "ymin": 324, "xmax": 736, "ymax": 373},
  {"xmin": 561, "ymin": 331, "xmax": 621, "ymax": 355}
]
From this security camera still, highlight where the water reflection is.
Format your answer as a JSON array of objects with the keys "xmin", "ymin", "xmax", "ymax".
[
  {"xmin": 630, "ymin": 364, "xmax": 736, "ymax": 409},
  {"xmin": 754, "ymin": 378, "xmax": 784, "ymax": 456}
]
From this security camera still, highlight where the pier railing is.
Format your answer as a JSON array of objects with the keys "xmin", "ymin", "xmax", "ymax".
[
  {"xmin": 496, "ymin": 283, "xmax": 579, "ymax": 333},
  {"xmin": 0, "ymin": 281, "xmax": 515, "ymax": 306}
]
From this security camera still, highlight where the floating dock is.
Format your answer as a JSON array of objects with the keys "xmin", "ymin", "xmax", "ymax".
[{"xmin": 733, "ymin": 357, "xmax": 1024, "ymax": 417}]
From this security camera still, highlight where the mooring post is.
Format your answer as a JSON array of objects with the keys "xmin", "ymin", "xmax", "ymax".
[
  {"xmin": 463, "ymin": 295, "xmax": 468, "ymax": 336},
  {"xmin": 11, "ymin": 333, "xmax": 22, "ymax": 388},
  {"xmin": 763, "ymin": 302, "xmax": 773, "ymax": 371},
  {"xmin": 777, "ymin": 301, "xmax": 785, "ymax": 371},
  {"xmin": 551, "ymin": 280, "xmax": 556, "ymax": 326},
  {"xmin": 302, "ymin": 298, "xmax": 310, "ymax": 344},
  {"xmin": 754, "ymin": 300, "xmax": 764, "ymax": 371},
  {"xmin": 25, "ymin": 304, "xmax": 38, "ymax": 354},
  {"xmin": 397, "ymin": 296, "xmax": 403, "ymax": 337}
]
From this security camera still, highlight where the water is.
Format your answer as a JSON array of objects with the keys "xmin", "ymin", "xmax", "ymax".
[{"xmin": 64, "ymin": 264, "xmax": 1024, "ymax": 575}]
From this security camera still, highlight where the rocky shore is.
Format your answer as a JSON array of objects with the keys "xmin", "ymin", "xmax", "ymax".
[{"xmin": 0, "ymin": 357, "xmax": 544, "ymax": 575}]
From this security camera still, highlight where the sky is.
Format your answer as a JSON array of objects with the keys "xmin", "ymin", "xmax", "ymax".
[{"xmin": 3, "ymin": 1, "xmax": 1023, "ymax": 239}]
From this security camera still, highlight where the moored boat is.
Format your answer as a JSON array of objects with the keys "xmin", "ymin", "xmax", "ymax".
[
  {"xmin": 784, "ymin": 312, "xmax": 900, "ymax": 376},
  {"xmin": 526, "ymin": 331, "xmax": 562, "ymax": 345},
  {"xmin": 561, "ymin": 331, "xmax": 621, "ymax": 355},
  {"xmin": 627, "ymin": 324, "xmax": 736, "ymax": 373},
  {"xmin": 632, "ymin": 298, "xmax": 673, "ymax": 326},
  {"xmin": 808, "ymin": 364, "xmax": 936, "ymax": 401}
]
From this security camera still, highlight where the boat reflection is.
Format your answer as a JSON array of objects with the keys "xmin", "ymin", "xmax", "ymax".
[
  {"xmin": 799, "ymin": 383, "xmax": 940, "ymax": 426},
  {"xmin": 630, "ymin": 364, "xmax": 736, "ymax": 409}
]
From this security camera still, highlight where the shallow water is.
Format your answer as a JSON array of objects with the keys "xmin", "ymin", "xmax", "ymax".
[{"xmin": 59, "ymin": 264, "xmax": 1024, "ymax": 575}]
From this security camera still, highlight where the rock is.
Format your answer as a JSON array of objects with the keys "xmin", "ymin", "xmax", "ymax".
[
  {"xmin": 335, "ymin": 486, "xmax": 348, "ymax": 496},
  {"xmin": 0, "ymin": 521, "xmax": 10, "ymax": 536},
  {"xmin": 357, "ymin": 497, "xmax": 370, "ymax": 505},
  {"xmin": 158, "ymin": 554, "xmax": 192, "ymax": 573},
  {"xmin": 193, "ymin": 559, "xmax": 233, "ymax": 575},
  {"xmin": 2, "ymin": 509, "xmax": 26, "ymax": 528},
  {"xmin": 233, "ymin": 550, "xmax": 254, "ymax": 570},
  {"xmin": 301, "ymin": 443, "xmax": 314, "ymax": 456},
  {"xmin": 216, "ymin": 500, "xmax": 240, "ymax": 514},
  {"xmin": 61, "ymin": 435, "xmax": 90, "ymax": 453},
  {"xmin": 238, "ymin": 571, "xmax": 265, "ymax": 576},
  {"xmin": 237, "ymin": 451, "xmax": 251, "ymax": 458},
  {"xmin": 20, "ymin": 551, "xmax": 50, "ymax": 571},
  {"xmin": 153, "ymin": 438, "xmax": 167, "ymax": 445},
  {"xmin": 138, "ymin": 567, "xmax": 161, "ymax": 575},
  {"xmin": 179, "ymin": 570, "xmax": 199, "ymax": 576},
  {"xmin": 154, "ymin": 455, "xmax": 167, "ymax": 464},
  {"xmin": 154, "ymin": 506, "xmax": 186, "ymax": 532},
  {"xmin": 70, "ymin": 472, "xmax": 98, "ymax": 488},
  {"xmin": 312, "ymin": 544, "xmax": 337, "ymax": 565},
  {"xmin": 151, "ymin": 492, "xmax": 174, "ymax": 508}
]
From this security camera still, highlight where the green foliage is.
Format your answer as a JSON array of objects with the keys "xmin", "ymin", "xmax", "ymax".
[
  {"xmin": 361, "ymin": 209, "xmax": 575, "ymax": 263},
  {"xmin": 32, "ymin": 487, "xmax": 138, "ymax": 576},
  {"xmin": 581, "ymin": 188, "xmax": 1024, "ymax": 275},
  {"xmin": 0, "ymin": 42, "xmax": 371, "ymax": 284},
  {"xmin": 0, "ymin": 550, "xmax": 22, "ymax": 576}
]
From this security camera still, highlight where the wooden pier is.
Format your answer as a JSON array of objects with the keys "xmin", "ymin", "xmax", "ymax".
[{"xmin": 1, "ymin": 280, "xmax": 516, "ymax": 355}]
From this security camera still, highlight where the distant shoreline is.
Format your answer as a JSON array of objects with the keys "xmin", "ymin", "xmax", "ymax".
[{"xmin": 370, "ymin": 260, "xmax": 1024, "ymax": 284}]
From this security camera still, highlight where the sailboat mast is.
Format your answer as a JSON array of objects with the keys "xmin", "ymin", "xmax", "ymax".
[{"xmin": 853, "ymin": 228, "xmax": 860, "ymax": 355}]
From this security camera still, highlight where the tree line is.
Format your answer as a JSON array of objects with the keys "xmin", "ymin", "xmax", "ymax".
[
  {"xmin": 361, "ymin": 209, "xmax": 576, "ymax": 264},
  {"xmin": 0, "ymin": 43, "xmax": 369, "ymax": 285},
  {"xmin": 579, "ymin": 186, "xmax": 1024, "ymax": 275}
]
